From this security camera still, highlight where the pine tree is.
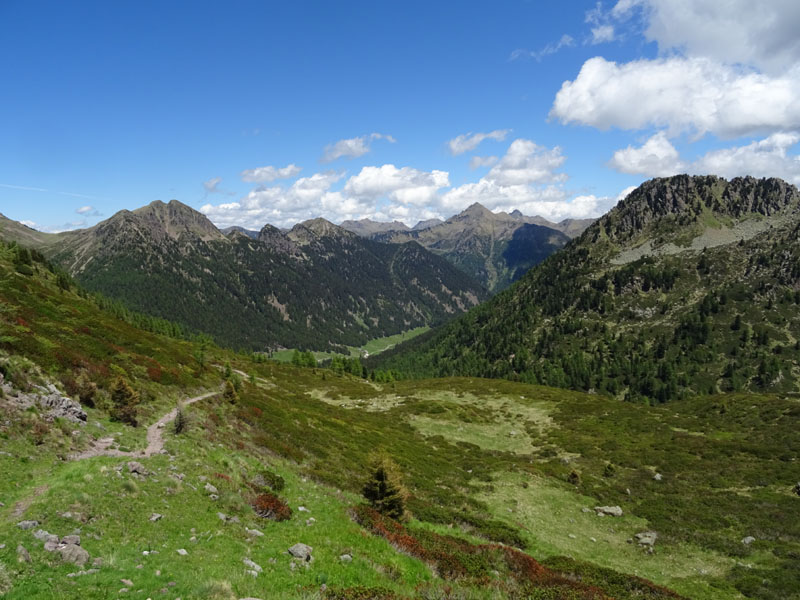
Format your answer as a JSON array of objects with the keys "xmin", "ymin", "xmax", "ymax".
[
  {"xmin": 362, "ymin": 454, "xmax": 407, "ymax": 520},
  {"xmin": 223, "ymin": 379, "xmax": 239, "ymax": 403},
  {"xmin": 110, "ymin": 376, "xmax": 139, "ymax": 426}
]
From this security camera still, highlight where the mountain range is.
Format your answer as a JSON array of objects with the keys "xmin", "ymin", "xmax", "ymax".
[
  {"xmin": 375, "ymin": 175, "xmax": 800, "ymax": 402},
  {"xmin": 342, "ymin": 203, "xmax": 593, "ymax": 292},
  {"xmin": 0, "ymin": 201, "xmax": 487, "ymax": 351}
]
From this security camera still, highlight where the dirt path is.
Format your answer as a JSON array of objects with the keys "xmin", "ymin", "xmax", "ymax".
[
  {"xmin": 69, "ymin": 390, "xmax": 219, "ymax": 461},
  {"xmin": 10, "ymin": 484, "xmax": 49, "ymax": 519}
]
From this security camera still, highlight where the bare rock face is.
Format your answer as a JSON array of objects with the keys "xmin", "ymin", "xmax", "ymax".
[
  {"xmin": 4, "ymin": 382, "xmax": 87, "ymax": 424},
  {"xmin": 35, "ymin": 385, "xmax": 87, "ymax": 423}
]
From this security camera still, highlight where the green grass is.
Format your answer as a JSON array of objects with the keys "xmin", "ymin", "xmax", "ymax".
[
  {"xmin": 271, "ymin": 326, "xmax": 430, "ymax": 363},
  {"xmin": 1, "ymin": 248, "xmax": 798, "ymax": 599}
]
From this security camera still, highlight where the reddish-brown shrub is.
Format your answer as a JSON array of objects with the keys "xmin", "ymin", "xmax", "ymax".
[{"xmin": 252, "ymin": 492, "xmax": 292, "ymax": 521}]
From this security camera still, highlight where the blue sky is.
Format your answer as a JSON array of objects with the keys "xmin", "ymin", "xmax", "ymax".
[{"xmin": 1, "ymin": 0, "xmax": 799, "ymax": 231}]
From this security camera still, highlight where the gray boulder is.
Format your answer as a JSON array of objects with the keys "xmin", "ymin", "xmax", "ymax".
[
  {"xmin": 60, "ymin": 543, "xmax": 90, "ymax": 567},
  {"xmin": 288, "ymin": 543, "xmax": 313, "ymax": 561},
  {"xmin": 742, "ymin": 536, "xmax": 756, "ymax": 545},
  {"xmin": 594, "ymin": 506, "xmax": 623, "ymax": 517},
  {"xmin": 17, "ymin": 544, "xmax": 31, "ymax": 563},
  {"xmin": 17, "ymin": 520, "xmax": 39, "ymax": 530},
  {"xmin": 634, "ymin": 531, "xmax": 658, "ymax": 546},
  {"xmin": 127, "ymin": 462, "xmax": 148, "ymax": 476}
]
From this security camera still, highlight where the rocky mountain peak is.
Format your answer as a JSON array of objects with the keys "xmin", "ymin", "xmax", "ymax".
[
  {"xmin": 288, "ymin": 218, "xmax": 355, "ymax": 245},
  {"xmin": 457, "ymin": 203, "xmax": 494, "ymax": 220},
  {"xmin": 597, "ymin": 175, "xmax": 800, "ymax": 246},
  {"xmin": 130, "ymin": 199, "xmax": 225, "ymax": 242}
]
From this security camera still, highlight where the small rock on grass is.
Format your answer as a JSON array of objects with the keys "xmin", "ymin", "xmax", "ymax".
[
  {"xmin": 243, "ymin": 558, "xmax": 262, "ymax": 573},
  {"xmin": 176, "ymin": 548, "xmax": 188, "ymax": 556},
  {"xmin": 594, "ymin": 505, "xmax": 623, "ymax": 517},
  {"xmin": 60, "ymin": 544, "xmax": 90, "ymax": 567},
  {"xmin": 288, "ymin": 543, "xmax": 313, "ymax": 561},
  {"xmin": 17, "ymin": 544, "xmax": 31, "ymax": 563},
  {"xmin": 17, "ymin": 520, "xmax": 39, "ymax": 530}
]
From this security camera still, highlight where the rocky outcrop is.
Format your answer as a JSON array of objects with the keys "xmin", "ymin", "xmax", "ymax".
[{"xmin": 2, "ymin": 378, "xmax": 87, "ymax": 424}]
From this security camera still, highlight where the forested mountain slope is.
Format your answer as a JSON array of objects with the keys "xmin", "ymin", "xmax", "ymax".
[
  {"xmin": 376, "ymin": 175, "xmax": 800, "ymax": 402},
  {"xmin": 0, "ymin": 201, "xmax": 487, "ymax": 351}
]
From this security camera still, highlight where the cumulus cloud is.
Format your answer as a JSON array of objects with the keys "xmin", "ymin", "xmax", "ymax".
[
  {"xmin": 692, "ymin": 132, "xmax": 800, "ymax": 184},
  {"xmin": 321, "ymin": 133, "xmax": 396, "ymax": 162},
  {"xmin": 608, "ymin": 131, "xmax": 800, "ymax": 184},
  {"xmin": 613, "ymin": 0, "xmax": 800, "ymax": 74},
  {"xmin": 201, "ymin": 171, "xmax": 345, "ymax": 229},
  {"xmin": 201, "ymin": 140, "xmax": 609, "ymax": 230},
  {"xmin": 240, "ymin": 164, "xmax": 302, "ymax": 183},
  {"xmin": 448, "ymin": 130, "xmax": 511, "ymax": 155},
  {"xmin": 608, "ymin": 131, "xmax": 685, "ymax": 176},
  {"xmin": 485, "ymin": 139, "xmax": 567, "ymax": 186},
  {"xmin": 551, "ymin": 56, "xmax": 800, "ymax": 139},
  {"xmin": 344, "ymin": 165, "xmax": 450, "ymax": 206}
]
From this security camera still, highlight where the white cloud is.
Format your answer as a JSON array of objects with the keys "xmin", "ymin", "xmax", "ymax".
[
  {"xmin": 608, "ymin": 131, "xmax": 800, "ymax": 184},
  {"xmin": 240, "ymin": 164, "xmax": 302, "ymax": 183},
  {"xmin": 202, "ymin": 177, "xmax": 223, "ymax": 193},
  {"xmin": 76, "ymin": 205, "xmax": 94, "ymax": 215},
  {"xmin": 616, "ymin": 185, "xmax": 637, "ymax": 202},
  {"xmin": 613, "ymin": 0, "xmax": 800, "ymax": 74},
  {"xmin": 448, "ymin": 130, "xmax": 511, "ymax": 155},
  {"xmin": 344, "ymin": 165, "xmax": 450, "ymax": 206},
  {"xmin": 469, "ymin": 156, "xmax": 498, "ymax": 169},
  {"xmin": 201, "ymin": 140, "xmax": 608, "ymax": 229},
  {"xmin": 321, "ymin": 133, "xmax": 396, "ymax": 163},
  {"xmin": 510, "ymin": 35, "xmax": 574, "ymax": 62},
  {"xmin": 20, "ymin": 220, "xmax": 37, "ymax": 228},
  {"xmin": 590, "ymin": 25, "xmax": 615, "ymax": 44},
  {"xmin": 551, "ymin": 56, "xmax": 800, "ymax": 139},
  {"xmin": 441, "ymin": 181, "xmax": 610, "ymax": 222},
  {"xmin": 692, "ymin": 132, "xmax": 800, "ymax": 184},
  {"xmin": 201, "ymin": 171, "xmax": 345, "ymax": 229},
  {"xmin": 608, "ymin": 131, "xmax": 685, "ymax": 176},
  {"xmin": 485, "ymin": 139, "xmax": 567, "ymax": 186}
]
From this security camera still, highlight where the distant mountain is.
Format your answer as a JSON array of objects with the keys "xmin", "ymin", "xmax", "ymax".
[
  {"xmin": 412, "ymin": 218, "xmax": 444, "ymax": 231},
  {"xmin": 371, "ymin": 203, "xmax": 573, "ymax": 292},
  {"xmin": 221, "ymin": 225, "xmax": 259, "ymax": 239},
  {"xmin": 1, "ymin": 200, "xmax": 487, "ymax": 351},
  {"xmin": 0, "ymin": 213, "xmax": 52, "ymax": 247},
  {"xmin": 376, "ymin": 175, "xmax": 800, "ymax": 402},
  {"xmin": 340, "ymin": 218, "xmax": 410, "ymax": 237}
]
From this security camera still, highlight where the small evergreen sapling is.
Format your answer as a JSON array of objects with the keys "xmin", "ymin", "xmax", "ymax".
[
  {"xmin": 110, "ymin": 376, "xmax": 139, "ymax": 427},
  {"xmin": 174, "ymin": 402, "xmax": 188, "ymax": 434},
  {"xmin": 362, "ymin": 454, "xmax": 407, "ymax": 520}
]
